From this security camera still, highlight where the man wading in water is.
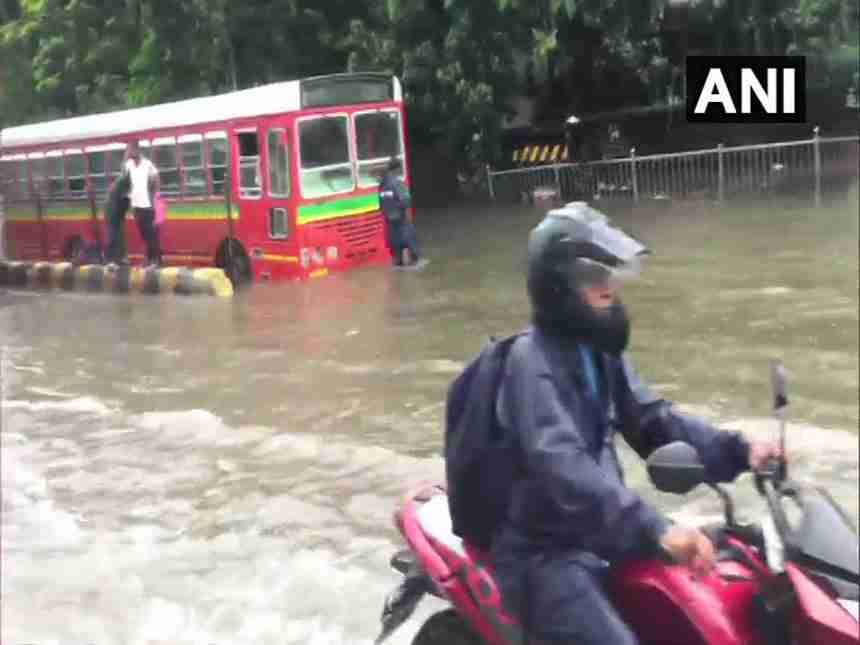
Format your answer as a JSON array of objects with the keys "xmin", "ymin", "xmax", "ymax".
[{"xmin": 379, "ymin": 159, "xmax": 422, "ymax": 267}]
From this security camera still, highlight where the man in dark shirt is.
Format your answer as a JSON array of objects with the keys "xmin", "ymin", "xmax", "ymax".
[
  {"xmin": 104, "ymin": 172, "xmax": 131, "ymax": 267},
  {"xmin": 379, "ymin": 159, "xmax": 421, "ymax": 266}
]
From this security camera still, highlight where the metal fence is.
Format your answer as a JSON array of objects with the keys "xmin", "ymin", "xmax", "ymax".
[{"xmin": 487, "ymin": 128, "xmax": 859, "ymax": 207}]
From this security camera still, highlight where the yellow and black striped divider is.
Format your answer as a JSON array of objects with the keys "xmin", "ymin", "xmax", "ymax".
[
  {"xmin": 0, "ymin": 261, "xmax": 233, "ymax": 297},
  {"xmin": 513, "ymin": 144, "xmax": 570, "ymax": 166}
]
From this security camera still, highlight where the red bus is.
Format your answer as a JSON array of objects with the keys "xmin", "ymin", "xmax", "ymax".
[{"xmin": 0, "ymin": 73, "xmax": 412, "ymax": 283}]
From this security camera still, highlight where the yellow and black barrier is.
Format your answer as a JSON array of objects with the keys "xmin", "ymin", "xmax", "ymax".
[
  {"xmin": 512, "ymin": 143, "xmax": 569, "ymax": 165},
  {"xmin": 0, "ymin": 261, "xmax": 233, "ymax": 298}
]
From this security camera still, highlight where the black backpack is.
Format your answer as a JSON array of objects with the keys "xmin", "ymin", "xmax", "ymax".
[{"xmin": 444, "ymin": 333, "xmax": 523, "ymax": 550}]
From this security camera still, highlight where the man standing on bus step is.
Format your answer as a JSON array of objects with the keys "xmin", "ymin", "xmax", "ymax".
[
  {"xmin": 379, "ymin": 158, "xmax": 421, "ymax": 266},
  {"xmin": 104, "ymin": 171, "xmax": 131, "ymax": 268},
  {"xmin": 125, "ymin": 140, "xmax": 161, "ymax": 268}
]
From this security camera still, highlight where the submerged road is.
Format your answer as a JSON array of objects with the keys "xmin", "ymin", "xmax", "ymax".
[{"xmin": 2, "ymin": 192, "xmax": 858, "ymax": 644}]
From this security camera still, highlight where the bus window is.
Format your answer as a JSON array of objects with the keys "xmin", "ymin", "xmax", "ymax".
[
  {"xmin": 355, "ymin": 110, "xmax": 403, "ymax": 188},
  {"xmin": 152, "ymin": 138, "xmax": 180, "ymax": 197},
  {"xmin": 19, "ymin": 159, "xmax": 31, "ymax": 198},
  {"xmin": 85, "ymin": 143, "xmax": 125, "ymax": 198},
  {"xmin": 87, "ymin": 150, "xmax": 108, "ymax": 196},
  {"xmin": 268, "ymin": 129, "xmax": 291, "ymax": 198},
  {"xmin": 179, "ymin": 134, "xmax": 207, "ymax": 198},
  {"xmin": 298, "ymin": 115, "xmax": 354, "ymax": 198},
  {"xmin": 206, "ymin": 132, "xmax": 228, "ymax": 196},
  {"xmin": 11, "ymin": 158, "xmax": 28, "ymax": 199},
  {"xmin": 0, "ymin": 159, "xmax": 16, "ymax": 200},
  {"xmin": 237, "ymin": 131, "xmax": 261, "ymax": 199},
  {"xmin": 107, "ymin": 147, "xmax": 126, "ymax": 182},
  {"xmin": 30, "ymin": 155, "xmax": 47, "ymax": 198},
  {"xmin": 46, "ymin": 152, "xmax": 64, "ymax": 199},
  {"xmin": 66, "ymin": 151, "xmax": 86, "ymax": 197}
]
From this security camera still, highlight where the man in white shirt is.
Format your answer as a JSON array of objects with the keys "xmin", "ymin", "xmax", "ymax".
[{"xmin": 125, "ymin": 140, "xmax": 161, "ymax": 268}]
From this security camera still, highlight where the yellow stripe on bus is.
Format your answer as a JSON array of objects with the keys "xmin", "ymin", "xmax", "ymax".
[
  {"xmin": 539, "ymin": 146, "xmax": 549, "ymax": 162},
  {"xmin": 562, "ymin": 145, "xmax": 569, "ymax": 161},
  {"xmin": 512, "ymin": 150, "xmax": 519, "ymax": 161},
  {"xmin": 550, "ymin": 144, "xmax": 561, "ymax": 161},
  {"xmin": 530, "ymin": 147, "xmax": 540, "ymax": 162}
]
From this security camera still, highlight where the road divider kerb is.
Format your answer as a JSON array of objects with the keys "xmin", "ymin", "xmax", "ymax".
[{"xmin": 0, "ymin": 261, "xmax": 234, "ymax": 298}]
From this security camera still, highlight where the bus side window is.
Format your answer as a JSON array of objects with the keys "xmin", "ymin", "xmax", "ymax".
[
  {"xmin": 66, "ymin": 152, "xmax": 86, "ymax": 197},
  {"xmin": 206, "ymin": 132, "xmax": 228, "ymax": 196},
  {"xmin": 15, "ymin": 159, "xmax": 29, "ymax": 199},
  {"xmin": 107, "ymin": 147, "xmax": 126, "ymax": 184},
  {"xmin": 47, "ymin": 153, "xmax": 64, "ymax": 200},
  {"xmin": 87, "ymin": 150, "xmax": 108, "ymax": 198},
  {"xmin": 268, "ymin": 129, "xmax": 290, "ymax": 198},
  {"xmin": 152, "ymin": 138, "xmax": 180, "ymax": 197},
  {"xmin": 30, "ymin": 156, "xmax": 47, "ymax": 198},
  {"xmin": 179, "ymin": 134, "xmax": 207, "ymax": 198},
  {"xmin": 0, "ymin": 159, "xmax": 15, "ymax": 201},
  {"xmin": 238, "ymin": 131, "xmax": 261, "ymax": 199}
]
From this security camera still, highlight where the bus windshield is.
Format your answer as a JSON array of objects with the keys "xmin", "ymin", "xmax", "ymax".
[
  {"xmin": 355, "ymin": 110, "xmax": 403, "ymax": 188},
  {"xmin": 299, "ymin": 115, "xmax": 354, "ymax": 198}
]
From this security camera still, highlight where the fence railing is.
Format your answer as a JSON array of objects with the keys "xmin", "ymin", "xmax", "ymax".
[{"xmin": 487, "ymin": 128, "xmax": 859, "ymax": 207}]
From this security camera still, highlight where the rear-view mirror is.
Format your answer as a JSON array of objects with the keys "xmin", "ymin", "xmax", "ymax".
[{"xmin": 646, "ymin": 442, "xmax": 706, "ymax": 495}]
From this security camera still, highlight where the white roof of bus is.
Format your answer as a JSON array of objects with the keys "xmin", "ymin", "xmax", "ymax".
[{"xmin": 1, "ymin": 75, "xmax": 401, "ymax": 150}]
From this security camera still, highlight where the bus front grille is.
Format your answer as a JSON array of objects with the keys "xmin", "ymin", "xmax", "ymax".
[{"xmin": 317, "ymin": 214, "xmax": 384, "ymax": 249}]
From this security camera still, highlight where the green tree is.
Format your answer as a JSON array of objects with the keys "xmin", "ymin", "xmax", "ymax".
[{"xmin": 2, "ymin": 0, "xmax": 857, "ymax": 170}]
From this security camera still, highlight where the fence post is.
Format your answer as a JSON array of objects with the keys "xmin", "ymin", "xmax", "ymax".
[
  {"xmin": 486, "ymin": 164, "xmax": 495, "ymax": 200},
  {"xmin": 630, "ymin": 148, "xmax": 639, "ymax": 203},
  {"xmin": 717, "ymin": 143, "xmax": 725, "ymax": 203},
  {"xmin": 553, "ymin": 164, "xmax": 561, "ymax": 202},
  {"xmin": 813, "ymin": 126, "xmax": 821, "ymax": 207}
]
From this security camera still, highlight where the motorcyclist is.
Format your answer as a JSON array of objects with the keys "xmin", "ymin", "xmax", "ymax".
[{"xmin": 487, "ymin": 202, "xmax": 783, "ymax": 645}]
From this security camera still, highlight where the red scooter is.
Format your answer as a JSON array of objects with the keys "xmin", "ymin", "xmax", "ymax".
[{"xmin": 375, "ymin": 363, "xmax": 859, "ymax": 645}]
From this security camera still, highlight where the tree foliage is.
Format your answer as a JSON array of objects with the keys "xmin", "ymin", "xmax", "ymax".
[{"xmin": 1, "ymin": 0, "xmax": 857, "ymax": 167}]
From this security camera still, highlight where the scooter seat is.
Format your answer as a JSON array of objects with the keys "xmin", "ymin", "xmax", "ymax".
[
  {"xmin": 415, "ymin": 493, "xmax": 468, "ymax": 561},
  {"xmin": 414, "ymin": 494, "xmax": 524, "ymax": 643}
]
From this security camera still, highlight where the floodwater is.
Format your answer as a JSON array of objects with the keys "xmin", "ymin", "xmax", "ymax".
[{"xmin": 2, "ymin": 188, "xmax": 858, "ymax": 645}]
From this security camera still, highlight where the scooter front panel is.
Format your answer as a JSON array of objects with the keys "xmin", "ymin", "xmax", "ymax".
[{"xmin": 611, "ymin": 557, "xmax": 765, "ymax": 645}]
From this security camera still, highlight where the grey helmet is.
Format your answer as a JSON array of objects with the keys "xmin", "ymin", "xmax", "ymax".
[{"xmin": 526, "ymin": 202, "xmax": 649, "ymax": 354}]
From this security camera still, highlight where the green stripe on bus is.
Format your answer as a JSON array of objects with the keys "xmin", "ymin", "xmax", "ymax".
[
  {"xmin": 4, "ymin": 202, "xmax": 239, "ymax": 222},
  {"xmin": 298, "ymin": 194, "xmax": 380, "ymax": 224},
  {"xmin": 6, "ymin": 209, "xmax": 39, "ymax": 221},
  {"xmin": 166, "ymin": 202, "xmax": 240, "ymax": 220}
]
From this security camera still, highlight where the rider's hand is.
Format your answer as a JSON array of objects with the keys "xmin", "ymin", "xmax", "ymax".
[
  {"xmin": 748, "ymin": 440, "xmax": 785, "ymax": 471},
  {"xmin": 659, "ymin": 525, "xmax": 716, "ymax": 577}
]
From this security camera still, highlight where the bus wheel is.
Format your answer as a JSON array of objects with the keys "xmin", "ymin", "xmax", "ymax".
[
  {"xmin": 63, "ymin": 236, "xmax": 86, "ymax": 264},
  {"xmin": 217, "ymin": 239, "xmax": 252, "ymax": 288}
]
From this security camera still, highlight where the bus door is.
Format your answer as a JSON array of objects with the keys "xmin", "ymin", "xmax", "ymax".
[
  {"xmin": 261, "ymin": 118, "xmax": 295, "ymax": 276},
  {"xmin": 230, "ymin": 128, "xmax": 264, "ymax": 263}
]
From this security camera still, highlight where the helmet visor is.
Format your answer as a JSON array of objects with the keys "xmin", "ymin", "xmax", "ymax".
[
  {"xmin": 586, "ymin": 216, "xmax": 649, "ymax": 263},
  {"xmin": 572, "ymin": 255, "xmax": 645, "ymax": 289}
]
